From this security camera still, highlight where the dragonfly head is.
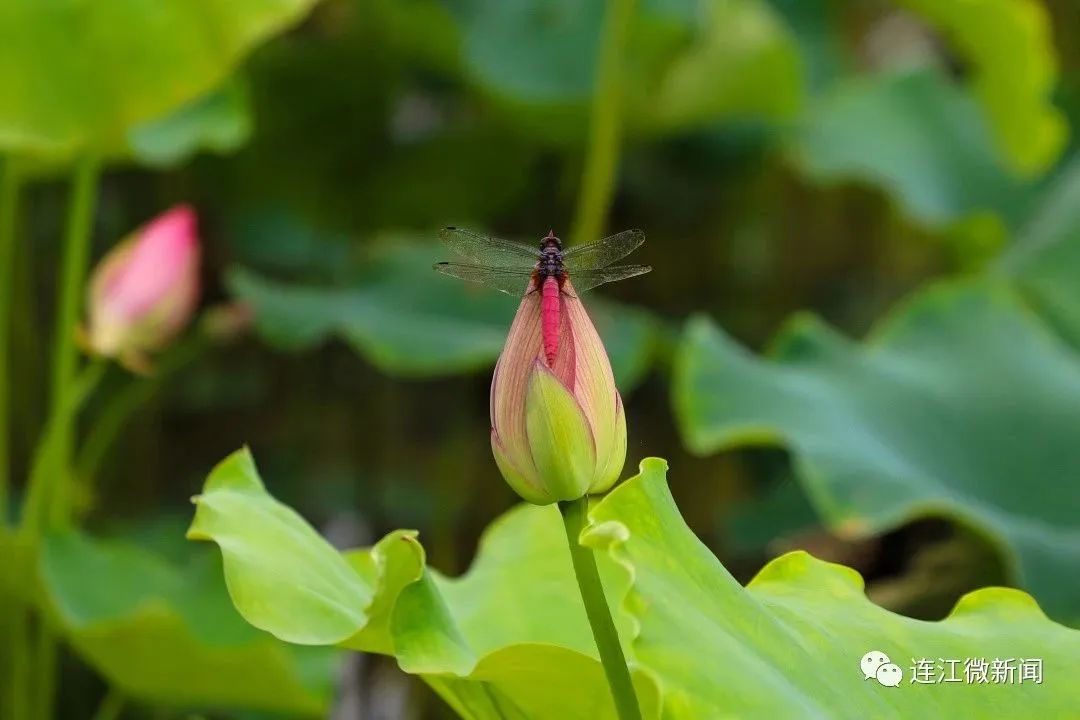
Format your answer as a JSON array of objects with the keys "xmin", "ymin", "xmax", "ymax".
[{"xmin": 541, "ymin": 229, "xmax": 562, "ymax": 251}]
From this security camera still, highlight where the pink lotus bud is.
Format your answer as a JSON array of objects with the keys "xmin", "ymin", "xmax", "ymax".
[
  {"xmin": 84, "ymin": 205, "xmax": 200, "ymax": 372},
  {"xmin": 490, "ymin": 280, "xmax": 627, "ymax": 504}
]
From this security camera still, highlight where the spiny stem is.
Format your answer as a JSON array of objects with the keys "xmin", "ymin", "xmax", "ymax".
[
  {"xmin": 569, "ymin": 0, "xmax": 637, "ymax": 246},
  {"xmin": 559, "ymin": 496, "xmax": 642, "ymax": 720}
]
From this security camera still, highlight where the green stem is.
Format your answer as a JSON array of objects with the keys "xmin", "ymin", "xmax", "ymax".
[
  {"xmin": 19, "ymin": 359, "xmax": 106, "ymax": 538},
  {"xmin": 32, "ymin": 620, "xmax": 57, "ymax": 720},
  {"xmin": 569, "ymin": 0, "xmax": 637, "ymax": 246},
  {"xmin": 45, "ymin": 157, "xmax": 100, "ymax": 527},
  {"xmin": 76, "ymin": 334, "xmax": 205, "ymax": 492},
  {"xmin": 25, "ymin": 158, "xmax": 99, "ymax": 720},
  {"xmin": 559, "ymin": 496, "xmax": 642, "ymax": 720},
  {"xmin": 9, "ymin": 604, "xmax": 31, "ymax": 719},
  {"xmin": 0, "ymin": 158, "xmax": 20, "ymax": 522},
  {"xmin": 91, "ymin": 687, "xmax": 126, "ymax": 720},
  {"xmin": 0, "ymin": 159, "xmax": 20, "ymax": 720},
  {"xmin": 17, "ymin": 358, "xmax": 103, "ymax": 720},
  {"xmin": 12, "ymin": 211, "xmax": 43, "ymax": 464}
]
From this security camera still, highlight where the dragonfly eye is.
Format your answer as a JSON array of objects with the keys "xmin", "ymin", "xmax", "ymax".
[{"xmin": 541, "ymin": 229, "xmax": 562, "ymax": 249}]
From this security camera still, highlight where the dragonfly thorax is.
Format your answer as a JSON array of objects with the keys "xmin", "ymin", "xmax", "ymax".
[{"xmin": 537, "ymin": 232, "xmax": 565, "ymax": 282}]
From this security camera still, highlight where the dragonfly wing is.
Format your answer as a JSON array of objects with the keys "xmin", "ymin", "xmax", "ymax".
[
  {"xmin": 562, "ymin": 229, "xmax": 644, "ymax": 271},
  {"xmin": 567, "ymin": 264, "xmax": 651, "ymax": 293},
  {"xmin": 439, "ymin": 227, "xmax": 540, "ymax": 267},
  {"xmin": 433, "ymin": 262, "xmax": 535, "ymax": 296}
]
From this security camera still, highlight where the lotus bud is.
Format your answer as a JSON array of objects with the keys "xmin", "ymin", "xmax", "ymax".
[
  {"xmin": 490, "ymin": 280, "xmax": 627, "ymax": 505},
  {"xmin": 84, "ymin": 205, "xmax": 200, "ymax": 373}
]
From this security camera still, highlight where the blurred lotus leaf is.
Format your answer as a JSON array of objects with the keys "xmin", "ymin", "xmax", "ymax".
[
  {"xmin": 40, "ymin": 531, "xmax": 335, "ymax": 715},
  {"xmin": 444, "ymin": 0, "xmax": 801, "ymax": 140},
  {"xmin": 674, "ymin": 280, "xmax": 1080, "ymax": 625},
  {"xmin": 190, "ymin": 450, "xmax": 1079, "ymax": 718},
  {"xmin": 644, "ymin": 0, "xmax": 803, "ymax": 131},
  {"xmin": 767, "ymin": 0, "xmax": 845, "ymax": 92},
  {"xmin": 724, "ymin": 476, "xmax": 819, "ymax": 555},
  {"xmin": 897, "ymin": 0, "xmax": 1067, "ymax": 176},
  {"xmin": 1001, "ymin": 153, "xmax": 1080, "ymax": 347},
  {"xmin": 229, "ymin": 241, "xmax": 661, "ymax": 389},
  {"xmin": 229, "ymin": 245, "xmax": 514, "ymax": 376},
  {"xmin": 456, "ymin": 1, "xmax": 604, "ymax": 105},
  {"xmin": 0, "ymin": 0, "xmax": 320, "ymax": 158},
  {"xmin": 126, "ymin": 80, "xmax": 253, "ymax": 168},
  {"xmin": 794, "ymin": 69, "xmax": 1036, "ymax": 229}
]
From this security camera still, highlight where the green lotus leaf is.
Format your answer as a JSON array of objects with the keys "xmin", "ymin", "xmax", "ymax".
[
  {"xmin": 228, "ymin": 242, "xmax": 660, "ymax": 389},
  {"xmin": 725, "ymin": 475, "xmax": 819, "ymax": 554},
  {"xmin": 1000, "ymin": 152, "xmax": 1080, "ymax": 347},
  {"xmin": 340, "ymin": 530, "xmax": 426, "ymax": 656},
  {"xmin": 768, "ymin": 0, "xmax": 845, "ymax": 93},
  {"xmin": 586, "ymin": 459, "xmax": 1078, "ymax": 717},
  {"xmin": 898, "ymin": 0, "xmax": 1067, "ymax": 176},
  {"xmin": 674, "ymin": 279, "xmax": 1080, "ymax": 625},
  {"xmin": 228, "ymin": 245, "xmax": 513, "ymax": 378},
  {"xmin": 455, "ymin": 1, "xmax": 602, "ymax": 106},
  {"xmin": 0, "ymin": 0, "xmax": 320, "ymax": 157},
  {"xmin": 794, "ymin": 69, "xmax": 1036, "ymax": 228},
  {"xmin": 188, "ymin": 448, "xmax": 660, "ymax": 719},
  {"xmin": 187, "ymin": 448, "xmax": 377, "ymax": 645},
  {"xmin": 645, "ymin": 0, "xmax": 803, "ymax": 131},
  {"xmin": 443, "ymin": 0, "xmax": 800, "ymax": 140},
  {"xmin": 40, "ymin": 530, "xmax": 334, "ymax": 715},
  {"xmin": 127, "ymin": 80, "xmax": 252, "ymax": 168},
  {"xmin": 189, "ymin": 449, "xmax": 1078, "ymax": 717}
]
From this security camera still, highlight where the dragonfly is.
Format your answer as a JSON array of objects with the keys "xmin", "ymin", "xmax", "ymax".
[{"xmin": 434, "ymin": 227, "xmax": 650, "ymax": 364}]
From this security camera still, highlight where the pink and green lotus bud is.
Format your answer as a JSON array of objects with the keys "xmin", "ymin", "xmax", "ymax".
[
  {"xmin": 85, "ymin": 205, "xmax": 200, "ymax": 371},
  {"xmin": 490, "ymin": 280, "xmax": 627, "ymax": 505}
]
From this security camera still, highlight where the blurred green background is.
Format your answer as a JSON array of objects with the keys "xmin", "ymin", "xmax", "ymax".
[{"xmin": 3, "ymin": 0, "xmax": 1080, "ymax": 717}]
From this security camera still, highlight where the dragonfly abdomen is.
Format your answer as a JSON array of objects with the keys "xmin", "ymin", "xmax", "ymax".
[{"xmin": 541, "ymin": 275, "xmax": 561, "ymax": 366}]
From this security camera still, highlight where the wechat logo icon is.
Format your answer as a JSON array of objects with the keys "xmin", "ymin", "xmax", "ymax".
[{"xmin": 861, "ymin": 650, "xmax": 903, "ymax": 687}]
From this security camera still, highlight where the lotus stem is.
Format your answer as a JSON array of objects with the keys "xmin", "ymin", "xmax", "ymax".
[
  {"xmin": 21, "ymin": 157, "xmax": 99, "ymax": 720},
  {"xmin": 560, "ymin": 495, "xmax": 642, "ymax": 720},
  {"xmin": 570, "ymin": 0, "xmax": 637, "ymax": 246},
  {"xmin": 0, "ymin": 158, "xmax": 20, "ymax": 522},
  {"xmin": 45, "ymin": 156, "xmax": 100, "ymax": 527}
]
